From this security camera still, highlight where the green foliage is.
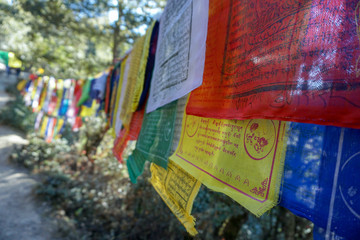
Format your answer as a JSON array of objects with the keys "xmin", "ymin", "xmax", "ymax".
[
  {"xmin": 0, "ymin": 0, "xmax": 165, "ymax": 78},
  {"xmin": 9, "ymin": 120, "xmax": 314, "ymax": 239},
  {"xmin": 60, "ymin": 122, "xmax": 79, "ymax": 146},
  {"xmin": 10, "ymin": 136, "xmax": 71, "ymax": 170},
  {"xmin": 0, "ymin": 94, "xmax": 35, "ymax": 133},
  {"xmin": 3, "ymin": 87, "xmax": 313, "ymax": 239}
]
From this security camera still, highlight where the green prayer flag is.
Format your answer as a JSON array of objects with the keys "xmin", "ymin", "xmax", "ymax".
[
  {"xmin": 0, "ymin": 51, "xmax": 9, "ymax": 66},
  {"xmin": 127, "ymin": 100, "xmax": 178, "ymax": 183}
]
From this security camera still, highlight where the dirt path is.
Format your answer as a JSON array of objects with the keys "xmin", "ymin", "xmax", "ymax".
[{"xmin": 0, "ymin": 72, "xmax": 58, "ymax": 240}]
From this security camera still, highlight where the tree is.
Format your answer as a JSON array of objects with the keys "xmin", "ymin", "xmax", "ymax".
[
  {"xmin": 111, "ymin": 0, "xmax": 165, "ymax": 61},
  {"xmin": 0, "ymin": 0, "xmax": 165, "ymax": 78}
]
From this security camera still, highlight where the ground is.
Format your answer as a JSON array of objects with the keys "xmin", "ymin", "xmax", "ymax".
[{"xmin": 0, "ymin": 72, "xmax": 58, "ymax": 240}]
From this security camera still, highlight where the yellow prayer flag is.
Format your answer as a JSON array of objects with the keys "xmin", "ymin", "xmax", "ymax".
[
  {"xmin": 119, "ymin": 35, "xmax": 146, "ymax": 128},
  {"xmin": 16, "ymin": 79, "xmax": 27, "ymax": 91},
  {"xmin": 150, "ymin": 160, "xmax": 201, "ymax": 236},
  {"xmin": 80, "ymin": 100, "xmax": 98, "ymax": 117},
  {"xmin": 111, "ymin": 56, "xmax": 128, "ymax": 137},
  {"xmin": 132, "ymin": 21, "xmax": 156, "ymax": 112},
  {"xmin": 8, "ymin": 52, "xmax": 22, "ymax": 69},
  {"xmin": 39, "ymin": 116, "xmax": 49, "ymax": 137},
  {"xmin": 53, "ymin": 79, "xmax": 64, "ymax": 116},
  {"xmin": 54, "ymin": 118, "xmax": 65, "ymax": 139},
  {"xmin": 170, "ymin": 113, "xmax": 288, "ymax": 217}
]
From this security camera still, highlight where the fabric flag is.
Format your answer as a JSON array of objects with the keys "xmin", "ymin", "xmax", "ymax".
[
  {"xmin": 280, "ymin": 122, "xmax": 325, "ymax": 222},
  {"xmin": 119, "ymin": 36, "xmax": 146, "ymax": 128},
  {"xmin": 146, "ymin": 0, "xmax": 209, "ymax": 113},
  {"xmin": 104, "ymin": 66, "xmax": 114, "ymax": 115},
  {"xmin": 80, "ymin": 99, "xmax": 99, "ymax": 117},
  {"xmin": 24, "ymin": 80, "xmax": 34, "ymax": 106},
  {"xmin": 42, "ymin": 77, "xmax": 56, "ymax": 114},
  {"xmin": 8, "ymin": 52, "xmax": 22, "ymax": 69},
  {"xmin": 170, "ymin": 112, "xmax": 288, "ymax": 216},
  {"xmin": 39, "ymin": 116, "xmax": 49, "ymax": 137},
  {"xmin": 59, "ymin": 79, "xmax": 73, "ymax": 116},
  {"xmin": 30, "ymin": 77, "xmax": 39, "ymax": 102},
  {"xmin": 108, "ymin": 62, "xmax": 122, "ymax": 128},
  {"xmin": 150, "ymin": 160, "xmax": 201, "ymax": 236},
  {"xmin": 67, "ymin": 80, "xmax": 82, "ymax": 120},
  {"xmin": 137, "ymin": 21, "xmax": 159, "ymax": 111},
  {"xmin": 53, "ymin": 118, "xmax": 65, "ymax": 140},
  {"xmin": 131, "ymin": 21, "xmax": 156, "ymax": 112},
  {"xmin": 126, "ymin": 99, "xmax": 179, "ymax": 183},
  {"xmin": 113, "ymin": 108, "xmax": 145, "ymax": 163},
  {"xmin": 31, "ymin": 77, "xmax": 44, "ymax": 112},
  {"xmin": 37, "ymin": 77, "xmax": 48, "ymax": 112},
  {"xmin": 280, "ymin": 123, "xmax": 360, "ymax": 239},
  {"xmin": 92, "ymin": 71, "xmax": 108, "ymax": 100},
  {"xmin": 16, "ymin": 79, "xmax": 27, "ymax": 92},
  {"xmin": 0, "ymin": 51, "xmax": 8, "ymax": 66},
  {"xmin": 53, "ymin": 79, "xmax": 64, "ymax": 116},
  {"xmin": 187, "ymin": 0, "xmax": 360, "ymax": 129},
  {"xmin": 72, "ymin": 116, "xmax": 82, "ymax": 132},
  {"xmin": 114, "ymin": 56, "xmax": 130, "ymax": 136},
  {"xmin": 170, "ymin": 96, "xmax": 188, "ymax": 154},
  {"xmin": 76, "ymin": 78, "xmax": 92, "ymax": 107},
  {"xmin": 44, "ymin": 116, "xmax": 52, "ymax": 140},
  {"xmin": 34, "ymin": 111, "xmax": 44, "ymax": 131},
  {"xmin": 46, "ymin": 117, "xmax": 57, "ymax": 143}
]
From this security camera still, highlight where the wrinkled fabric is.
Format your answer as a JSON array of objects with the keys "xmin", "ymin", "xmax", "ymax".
[
  {"xmin": 187, "ymin": 0, "xmax": 360, "ymax": 129},
  {"xmin": 113, "ymin": 108, "xmax": 144, "ymax": 163},
  {"xmin": 146, "ymin": 0, "xmax": 209, "ymax": 113},
  {"xmin": 280, "ymin": 123, "xmax": 360, "ymax": 239},
  {"xmin": 92, "ymin": 71, "xmax": 108, "ymax": 100},
  {"xmin": 127, "ymin": 100, "xmax": 179, "ymax": 183},
  {"xmin": 119, "ymin": 36, "xmax": 146, "ymax": 128},
  {"xmin": 77, "ymin": 78, "xmax": 92, "ymax": 107},
  {"xmin": 137, "ymin": 21, "xmax": 159, "ymax": 111},
  {"xmin": 150, "ymin": 161, "xmax": 201, "ymax": 236},
  {"xmin": 170, "ymin": 111, "xmax": 289, "ymax": 216}
]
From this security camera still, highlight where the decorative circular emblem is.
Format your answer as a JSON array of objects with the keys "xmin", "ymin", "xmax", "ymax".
[
  {"xmin": 339, "ymin": 152, "xmax": 360, "ymax": 219},
  {"xmin": 244, "ymin": 120, "xmax": 276, "ymax": 160}
]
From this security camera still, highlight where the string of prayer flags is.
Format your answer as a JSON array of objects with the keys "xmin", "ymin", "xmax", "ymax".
[
  {"xmin": 150, "ymin": 160, "xmax": 201, "ymax": 236},
  {"xmin": 186, "ymin": 0, "xmax": 360, "ymax": 129},
  {"xmin": 280, "ymin": 122, "xmax": 360, "ymax": 239},
  {"xmin": 146, "ymin": 0, "xmax": 209, "ymax": 113},
  {"xmin": 170, "ymin": 112, "xmax": 289, "ymax": 216},
  {"xmin": 17, "ymin": 1, "xmax": 360, "ymax": 235}
]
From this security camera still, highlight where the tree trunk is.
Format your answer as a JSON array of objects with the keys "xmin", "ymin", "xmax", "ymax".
[{"xmin": 112, "ymin": 0, "xmax": 123, "ymax": 62}]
